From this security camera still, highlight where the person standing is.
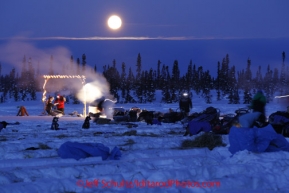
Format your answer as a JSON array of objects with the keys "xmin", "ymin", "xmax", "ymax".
[
  {"xmin": 54, "ymin": 95, "xmax": 66, "ymax": 114},
  {"xmin": 250, "ymin": 90, "xmax": 266, "ymax": 115},
  {"xmin": 179, "ymin": 92, "xmax": 192, "ymax": 116},
  {"xmin": 249, "ymin": 90, "xmax": 267, "ymax": 124}
]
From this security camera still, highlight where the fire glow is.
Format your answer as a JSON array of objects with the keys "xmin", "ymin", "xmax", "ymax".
[{"xmin": 42, "ymin": 75, "xmax": 87, "ymax": 117}]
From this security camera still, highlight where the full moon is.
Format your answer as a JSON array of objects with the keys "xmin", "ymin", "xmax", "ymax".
[{"xmin": 107, "ymin": 15, "xmax": 122, "ymax": 30}]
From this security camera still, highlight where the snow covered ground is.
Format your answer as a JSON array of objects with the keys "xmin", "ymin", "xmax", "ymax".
[{"xmin": 0, "ymin": 95, "xmax": 289, "ymax": 193}]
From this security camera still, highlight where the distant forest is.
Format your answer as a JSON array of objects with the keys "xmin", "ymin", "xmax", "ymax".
[{"xmin": 0, "ymin": 52, "xmax": 287, "ymax": 104}]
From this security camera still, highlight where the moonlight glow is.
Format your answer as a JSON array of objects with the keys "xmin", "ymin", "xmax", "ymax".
[{"xmin": 107, "ymin": 15, "xmax": 122, "ymax": 30}]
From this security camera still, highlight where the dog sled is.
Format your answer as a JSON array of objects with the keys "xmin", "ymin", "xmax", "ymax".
[
  {"xmin": 268, "ymin": 111, "xmax": 289, "ymax": 137},
  {"xmin": 184, "ymin": 107, "xmax": 221, "ymax": 136},
  {"xmin": 212, "ymin": 108, "xmax": 250, "ymax": 134},
  {"xmin": 183, "ymin": 107, "xmax": 252, "ymax": 136},
  {"xmin": 162, "ymin": 109, "xmax": 185, "ymax": 123}
]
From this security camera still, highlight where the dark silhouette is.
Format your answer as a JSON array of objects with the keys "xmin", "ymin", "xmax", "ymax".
[
  {"xmin": 82, "ymin": 116, "xmax": 91, "ymax": 129},
  {"xmin": 249, "ymin": 90, "xmax": 267, "ymax": 123},
  {"xmin": 179, "ymin": 92, "xmax": 192, "ymax": 116}
]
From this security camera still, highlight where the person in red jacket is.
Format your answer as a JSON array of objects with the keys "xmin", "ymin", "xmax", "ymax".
[{"xmin": 54, "ymin": 95, "xmax": 66, "ymax": 114}]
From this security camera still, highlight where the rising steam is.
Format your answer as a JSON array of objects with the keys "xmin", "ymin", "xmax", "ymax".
[
  {"xmin": 0, "ymin": 40, "xmax": 114, "ymax": 105},
  {"xmin": 77, "ymin": 73, "xmax": 112, "ymax": 104}
]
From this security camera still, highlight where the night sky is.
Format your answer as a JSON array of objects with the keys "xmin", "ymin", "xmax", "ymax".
[{"xmin": 0, "ymin": 0, "xmax": 289, "ymax": 75}]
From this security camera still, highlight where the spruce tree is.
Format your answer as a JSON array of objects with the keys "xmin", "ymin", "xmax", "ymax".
[
  {"xmin": 8, "ymin": 68, "xmax": 17, "ymax": 100},
  {"xmin": 27, "ymin": 58, "xmax": 37, "ymax": 100},
  {"xmin": 242, "ymin": 59, "xmax": 253, "ymax": 104},
  {"xmin": 70, "ymin": 56, "xmax": 74, "ymax": 74},
  {"xmin": 103, "ymin": 60, "xmax": 120, "ymax": 100},
  {"xmin": 219, "ymin": 56, "xmax": 230, "ymax": 96},
  {"xmin": 226, "ymin": 65, "xmax": 238, "ymax": 104},
  {"xmin": 195, "ymin": 66, "xmax": 203, "ymax": 94},
  {"xmin": 192, "ymin": 64, "xmax": 199, "ymax": 93},
  {"xmin": 185, "ymin": 60, "xmax": 193, "ymax": 92},
  {"xmin": 135, "ymin": 54, "xmax": 143, "ymax": 103},
  {"xmin": 156, "ymin": 60, "xmax": 161, "ymax": 89},
  {"xmin": 280, "ymin": 57, "xmax": 286, "ymax": 96},
  {"xmin": 126, "ymin": 67, "xmax": 135, "ymax": 103},
  {"xmin": 94, "ymin": 65, "xmax": 97, "ymax": 73},
  {"xmin": 216, "ymin": 61, "xmax": 221, "ymax": 101},
  {"xmin": 136, "ymin": 53, "xmax": 142, "ymax": 78},
  {"xmin": 146, "ymin": 68, "xmax": 156, "ymax": 102},
  {"xmin": 19, "ymin": 56, "xmax": 28, "ymax": 101},
  {"xmin": 120, "ymin": 62, "xmax": 127, "ymax": 103},
  {"xmin": 264, "ymin": 65, "xmax": 273, "ymax": 102},
  {"xmin": 161, "ymin": 65, "xmax": 171, "ymax": 103},
  {"xmin": 82, "ymin": 54, "xmax": 86, "ymax": 75},
  {"xmin": 255, "ymin": 66, "xmax": 263, "ymax": 89},
  {"xmin": 76, "ymin": 58, "xmax": 80, "ymax": 75},
  {"xmin": 201, "ymin": 71, "xmax": 213, "ymax": 103},
  {"xmin": 49, "ymin": 55, "xmax": 54, "ymax": 75},
  {"xmin": 171, "ymin": 60, "xmax": 180, "ymax": 102}
]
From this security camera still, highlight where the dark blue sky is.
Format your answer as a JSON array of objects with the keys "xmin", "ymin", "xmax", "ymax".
[{"xmin": 0, "ymin": 1, "xmax": 289, "ymax": 75}]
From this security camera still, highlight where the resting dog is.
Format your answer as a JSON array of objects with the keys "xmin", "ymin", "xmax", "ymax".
[
  {"xmin": 51, "ymin": 117, "xmax": 59, "ymax": 130},
  {"xmin": 138, "ymin": 110, "xmax": 154, "ymax": 125},
  {"xmin": 82, "ymin": 116, "xmax": 91, "ymax": 129},
  {"xmin": 0, "ymin": 121, "xmax": 8, "ymax": 132}
]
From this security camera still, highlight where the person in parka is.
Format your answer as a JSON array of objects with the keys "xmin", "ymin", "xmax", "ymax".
[
  {"xmin": 54, "ymin": 94, "xmax": 66, "ymax": 114},
  {"xmin": 46, "ymin": 97, "xmax": 57, "ymax": 116},
  {"xmin": 179, "ymin": 92, "xmax": 193, "ymax": 116},
  {"xmin": 249, "ymin": 90, "xmax": 267, "ymax": 123}
]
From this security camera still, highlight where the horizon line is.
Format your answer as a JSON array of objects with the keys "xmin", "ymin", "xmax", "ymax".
[{"xmin": 0, "ymin": 36, "xmax": 288, "ymax": 41}]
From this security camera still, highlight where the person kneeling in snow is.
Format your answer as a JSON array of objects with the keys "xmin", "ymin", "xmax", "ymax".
[
  {"xmin": 45, "ymin": 97, "xmax": 62, "ymax": 116},
  {"xmin": 249, "ymin": 90, "xmax": 267, "ymax": 123},
  {"xmin": 54, "ymin": 94, "xmax": 66, "ymax": 115}
]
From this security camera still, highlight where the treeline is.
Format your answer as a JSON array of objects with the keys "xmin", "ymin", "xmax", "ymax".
[{"xmin": 0, "ymin": 52, "xmax": 287, "ymax": 104}]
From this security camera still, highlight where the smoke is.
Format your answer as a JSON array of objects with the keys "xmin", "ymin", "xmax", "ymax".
[
  {"xmin": 77, "ymin": 72, "xmax": 112, "ymax": 104},
  {"xmin": 0, "ymin": 40, "xmax": 71, "ymax": 75},
  {"xmin": 0, "ymin": 40, "xmax": 113, "ymax": 103}
]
